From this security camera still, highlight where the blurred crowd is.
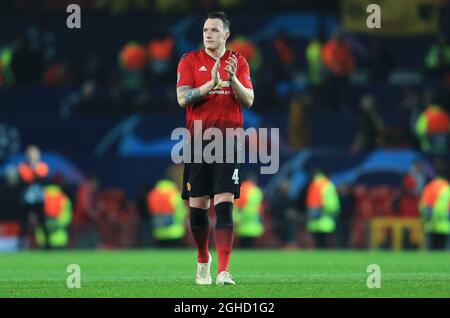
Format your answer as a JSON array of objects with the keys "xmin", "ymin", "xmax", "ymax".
[
  {"xmin": 2, "ymin": 24, "xmax": 449, "ymax": 156},
  {"xmin": 0, "ymin": 1, "xmax": 449, "ymax": 251},
  {"xmin": 1, "ymin": 0, "xmax": 338, "ymax": 15},
  {"xmin": 0, "ymin": 144, "xmax": 448, "ymax": 251}
]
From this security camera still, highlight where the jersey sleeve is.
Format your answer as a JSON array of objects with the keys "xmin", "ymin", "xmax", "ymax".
[
  {"xmin": 176, "ymin": 55, "xmax": 194, "ymax": 88},
  {"xmin": 237, "ymin": 55, "xmax": 253, "ymax": 89}
]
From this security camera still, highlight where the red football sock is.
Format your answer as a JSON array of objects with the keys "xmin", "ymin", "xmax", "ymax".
[
  {"xmin": 194, "ymin": 228, "xmax": 210, "ymax": 263},
  {"xmin": 214, "ymin": 202, "xmax": 234, "ymax": 273},
  {"xmin": 215, "ymin": 228, "xmax": 234, "ymax": 273},
  {"xmin": 190, "ymin": 207, "xmax": 210, "ymax": 263}
]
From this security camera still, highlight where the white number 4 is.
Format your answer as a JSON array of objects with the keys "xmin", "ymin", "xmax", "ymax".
[{"xmin": 232, "ymin": 169, "xmax": 239, "ymax": 185}]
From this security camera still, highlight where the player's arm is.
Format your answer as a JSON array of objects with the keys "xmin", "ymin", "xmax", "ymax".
[
  {"xmin": 176, "ymin": 60, "xmax": 220, "ymax": 108},
  {"xmin": 225, "ymin": 54, "xmax": 254, "ymax": 109},
  {"xmin": 230, "ymin": 76, "xmax": 254, "ymax": 109},
  {"xmin": 177, "ymin": 83, "xmax": 213, "ymax": 108}
]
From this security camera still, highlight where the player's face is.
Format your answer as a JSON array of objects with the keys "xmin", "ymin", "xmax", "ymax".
[
  {"xmin": 203, "ymin": 19, "xmax": 229, "ymax": 51},
  {"xmin": 26, "ymin": 147, "xmax": 40, "ymax": 163}
]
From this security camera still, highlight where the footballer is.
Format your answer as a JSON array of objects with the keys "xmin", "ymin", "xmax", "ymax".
[{"xmin": 176, "ymin": 11, "xmax": 254, "ymax": 285}]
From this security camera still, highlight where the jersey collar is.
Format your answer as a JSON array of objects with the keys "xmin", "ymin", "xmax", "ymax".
[{"xmin": 203, "ymin": 48, "xmax": 230, "ymax": 62}]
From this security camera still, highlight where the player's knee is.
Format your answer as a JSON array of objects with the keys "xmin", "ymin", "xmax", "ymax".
[
  {"xmin": 189, "ymin": 196, "xmax": 210, "ymax": 210},
  {"xmin": 190, "ymin": 207, "xmax": 209, "ymax": 231},
  {"xmin": 213, "ymin": 193, "xmax": 234, "ymax": 205},
  {"xmin": 215, "ymin": 201, "xmax": 234, "ymax": 229}
]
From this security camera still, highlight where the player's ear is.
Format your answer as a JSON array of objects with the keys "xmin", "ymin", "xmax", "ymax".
[{"xmin": 225, "ymin": 31, "xmax": 230, "ymax": 41}]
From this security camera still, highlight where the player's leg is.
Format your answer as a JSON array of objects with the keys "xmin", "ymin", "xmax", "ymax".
[
  {"xmin": 239, "ymin": 237, "xmax": 254, "ymax": 248},
  {"xmin": 429, "ymin": 233, "xmax": 441, "ymax": 250},
  {"xmin": 18, "ymin": 204, "xmax": 30, "ymax": 249},
  {"xmin": 213, "ymin": 192, "xmax": 236, "ymax": 285},
  {"xmin": 182, "ymin": 162, "xmax": 213, "ymax": 284},
  {"xmin": 183, "ymin": 163, "xmax": 211, "ymax": 263},
  {"xmin": 434, "ymin": 234, "xmax": 447, "ymax": 250},
  {"xmin": 313, "ymin": 232, "xmax": 326, "ymax": 249},
  {"xmin": 35, "ymin": 203, "xmax": 51, "ymax": 250},
  {"xmin": 190, "ymin": 195, "xmax": 212, "ymax": 284},
  {"xmin": 214, "ymin": 192, "xmax": 235, "ymax": 272},
  {"xmin": 190, "ymin": 195, "xmax": 211, "ymax": 263},
  {"xmin": 212, "ymin": 162, "xmax": 240, "ymax": 285}
]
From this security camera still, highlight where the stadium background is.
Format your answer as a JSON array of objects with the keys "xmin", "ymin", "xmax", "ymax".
[{"xmin": 0, "ymin": 0, "xmax": 449, "ymax": 253}]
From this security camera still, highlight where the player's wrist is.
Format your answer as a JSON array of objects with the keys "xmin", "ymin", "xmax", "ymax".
[
  {"xmin": 207, "ymin": 79, "xmax": 215, "ymax": 91},
  {"xmin": 230, "ymin": 75, "xmax": 238, "ymax": 85}
]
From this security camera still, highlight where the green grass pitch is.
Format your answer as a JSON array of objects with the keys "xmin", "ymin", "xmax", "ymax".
[{"xmin": 0, "ymin": 249, "xmax": 449, "ymax": 297}]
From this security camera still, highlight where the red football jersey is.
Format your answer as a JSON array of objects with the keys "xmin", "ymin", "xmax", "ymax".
[{"xmin": 176, "ymin": 48, "xmax": 253, "ymax": 133}]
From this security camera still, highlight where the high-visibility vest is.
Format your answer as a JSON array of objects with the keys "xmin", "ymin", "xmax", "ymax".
[
  {"xmin": 44, "ymin": 185, "xmax": 65, "ymax": 218},
  {"xmin": 273, "ymin": 38, "xmax": 294, "ymax": 65},
  {"xmin": 419, "ymin": 178, "xmax": 450, "ymax": 234},
  {"xmin": 416, "ymin": 105, "xmax": 449, "ymax": 136},
  {"xmin": 306, "ymin": 174, "xmax": 340, "ymax": 233},
  {"xmin": 306, "ymin": 177, "xmax": 329, "ymax": 209},
  {"xmin": 306, "ymin": 40, "xmax": 323, "ymax": 86},
  {"xmin": 321, "ymin": 39, "xmax": 355, "ymax": 76},
  {"xmin": 228, "ymin": 36, "xmax": 263, "ymax": 73},
  {"xmin": 146, "ymin": 180, "xmax": 187, "ymax": 240},
  {"xmin": 425, "ymin": 44, "xmax": 450, "ymax": 69},
  {"xmin": 415, "ymin": 105, "xmax": 449, "ymax": 153},
  {"xmin": 233, "ymin": 181, "xmax": 264, "ymax": 238},
  {"xmin": 147, "ymin": 187, "xmax": 175, "ymax": 215},
  {"xmin": 0, "ymin": 47, "xmax": 14, "ymax": 85},
  {"xmin": 36, "ymin": 185, "xmax": 73, "ymax": 248},
  {"xmin": 148, "ymin": 37, "xmax": 174, "ymax": 61},
  {"xmin": 229, "ymin": 38, "xmax": 256, "ymax": 64},
  {"xmin": 119, "ymin": 42, "xmax": 147, "ymax": 71},
  {"xmin": 18, "ymin": 162, "xmax": 49, "ymax": 183}
]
